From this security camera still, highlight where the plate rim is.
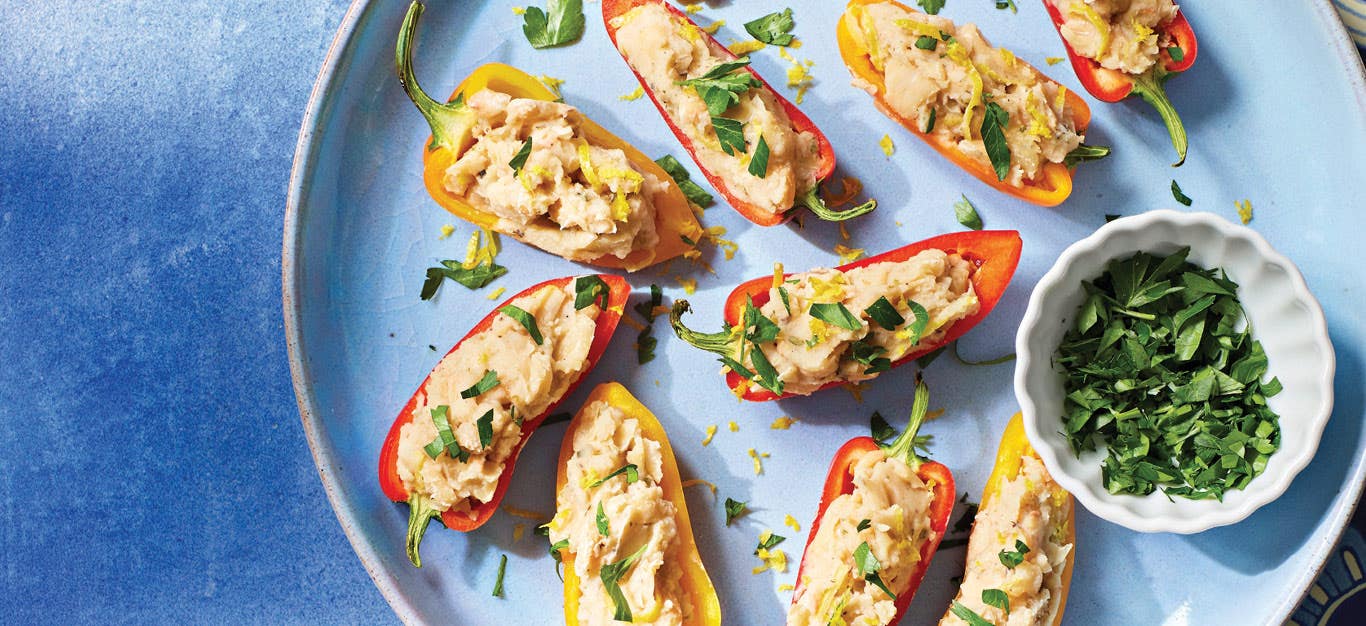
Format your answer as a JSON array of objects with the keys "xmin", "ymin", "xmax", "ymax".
[{"xmin": 282, "ymin": 1, "xmax": 1366, "ymax": 624}]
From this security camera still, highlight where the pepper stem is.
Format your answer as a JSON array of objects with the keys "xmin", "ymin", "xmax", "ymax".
[
  {"xmin": 1129, "ymin": 67, "xmax": 1188, "ymax": 167},
  {"xmin": 669, "ymin": 300, "xmax": 737, "ymax": 357},
  {"xmin": 405, "ymin": 492, "xmax": 442, "ymax": 568},
  {"xmin": 882, "ymin": 375, "xmax": 931, "ymax": 468},
  {"xmin": 1063, "ymin": 143, "xmax": 1112, "ymax": 169},
  {"xmin": 797, "ymin": 184, "xmax": 877, "ymax": 222},
  {"xmin": 396, "ymin": 1, "xmax": 472, "ymax": 152}
]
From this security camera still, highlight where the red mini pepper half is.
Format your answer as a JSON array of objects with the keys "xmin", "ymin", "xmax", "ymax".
[
  {"xmin": 1042, "ymin": 0, "xmax": 1197, "ymax": 165},
  {"xmin": 669, "ymin": 230, "xmax": 1022, "ymax": 401},
  {"xmin": 602, "ymin": 0, "xmax": 873, "ymax": 226},
  {"xmin": 789, "ymin": 378, "xmax": 955, "ymax": 623},
  {"xmin": 377, "ymin": 274, "xmax": 628, "ymax": 566}
]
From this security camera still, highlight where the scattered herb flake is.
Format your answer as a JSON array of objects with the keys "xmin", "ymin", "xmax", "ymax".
[
  {"xmin": 499, "ymin": 304, "xmax": 544, "ymax": 345},
  {"xmin": 954, "ymin": 194, "xmax": 984, "ymax": 230},
  {"xmin": 589, "ymin": 464, "xmax": 640, "ymax": 488},
  {"xmin": 808, "ymin": 302, "xmax": 862, "ymax": 331},
  {"xmin": 492, "ymin": 554, "xmax": 508, "ymax": 598},
  {"xmin": 521, "ymin": 0, "xmax": 585, "ymax": 48},
  {"xmin": 460, "ymin": 370, "xmax": 500, "ymax": 399},
  {"xmin": 999, "ymin": 539, "xmax": 1030, "ymax": 569},
  {"xmin": 1171, "ymin": 180, "xmax": 1193, "ymax": 206},
  {"xmin": 854, "ymin": 541, "xmax": 897, "ymax": 600},
  {"xmin": 950, "ymin": 601, "xmax": 994, "ymax": 626},
  {"xmin": 655, "ymin": 155, "xmax": 714, "ymax": 208},
  {"xmin": 980, "ymin": 101, "xmax": 1012, "ymax": 181},
  {"xmin": 476, "ymin": 409, "xmax": 495, "ymax": 448},
  {"xmin": 915, "ymin": 35, "xmax": 938, "ymax": 51},
  {"xmin": 600, "ymin": 544, "xmax": 647, "ymax": 621},
  {"xmin": 508, "ymin": 136, "xmax": 533, "ymax": 175},
  {"xmin": 596, "ymin": 502, "xmax": 610, "ymax": 536},
  {"xmin": 712, "ymin": 116, "xmax": 748, "ymax": 156},
  {"xmin": 748, "ymin": 135, "xmax": 771, "ymax": 178},
  {"xmin": 573, "ymin": 275, "xmax": 611, "ymax": 310},
  {"xmin": 982, "ymin": 588, "xmax": 1009, "ymax": 612},
  {"xmin": 917, "ymin": 0, "xmax": 946, "ymax": 15},
  {"xmin": 724, "ymin": 497, "xmax": 748, "ymax": 525},
  {"xmin": 743, "ymin": 9, "xmax": 796, "ymax": 46}
]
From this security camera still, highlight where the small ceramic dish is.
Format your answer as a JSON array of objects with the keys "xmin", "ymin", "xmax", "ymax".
[{"xmin": 1015, "ymin": 210, "xmax": 1335, "ymax": 533}]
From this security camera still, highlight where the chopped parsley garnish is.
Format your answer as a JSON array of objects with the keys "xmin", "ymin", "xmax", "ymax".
[
  {"xmin": 853, "ymin": 541, "xmax": 897, "ymax": 600},
  {"xmin": 573, "ymin": 275, "xmax": 611, "ymax": 310},
  {"xmin": 925, "ymin": 108, "xmax": 937, "ymax": 133},
  {"xmin": 424, "ymin": 405, "xmax": 470, "ymax": 462},
  {"xmin": 460, "ymin": 370, "xmax": 499, "ymax": 399},
  {"xmin": 994, "ymin": 0, "xmax": 1017, "ymax": 12},
  {"xmin": 865, "ymin": 297, "xmax": 905, "ymax": 331},
  {"xmin": 600, "ymin": 544, "xmax": 648, "ymax": 621},
  {"xmin": 849, "ymin": 340, "xmax": 891, "ymax": 374},
  {"xmin": 1171, "ymin": 179, "xmax": 1193, "ymax": 206},
  {"xmin": 917, "ymin": 0, "xmax": 946, "ymax": 15},
  {"xmin": 998, "ymin": 539, "xmax": 1029, "ymax": 569},
  {"xmin": 634, "ymin": 284, "xmax": 664, "ymax": 365},
  {"xmin": 954, "ymin": 194, "xmax": 984, "ymax": 230},
  {"xmin": 655, "ymin": 155, "xmax": 714, "ymax": 208},
  {"xmin": 856, "ymin": 519, "xmax": 872, "ymax": 531},
  {"xmin": 492, "ymin": 554, "xmax": 508, "ymax": 598},
  {"xmin": 748, "ymin": 344, "xmax": 784, "ymax": 395},
  {"xmin": 1168, "ymin": 45, "xmax": 1185, "ymax": 62},
  {"xmin": 421, "ymin": 261, "xmax": 507, "ymax": 299},
  {"xmin": 808, "ymin": 302, "xmax": 862, "ymax": 331},
  {"xmin": 596, "ymin": 502, "xmax": 610, "ymax": 536},
  {"xmin": 748, "ymin": 135, "xmax": 771, "ymax": 178},
  {"xmin": 635, "ymin": 284, "xmax": 665, "ymax": 321},
  {"xmin": 915, "ymin": 35, "xmax": 938, "ymax": 51},
  {"xmin": 743, "ymin": 8, "xmax": 796, "ymax": 46},
  {"xmin": 1056, "ymin": 247, "xmax": 1282, "ymax": 500},
  {"xmin": 980, "ymin": 101, "xmax": 1012, "ymax": 181},
  {"xmin": 508, "ymin": 136, "xmax": 533, "ymax": 175},
  {"xmin": 712, "ymin": 116, "xmax": 748, "ymax": 156},
  {"xmin": 870, "ymin": 411, "xmax": 896, "ymax": 444},
  {"xmin": 743, "ymin": 296, "xmax": 781, "ymax": 343},
  {"xmin": 724, "ymin": 497, "xmax": 748, "ymax": 525},
  {"xmin": 950, "ymin": 601, "xmax": 994, "ymax": 626},
  {"xmin": 499, "ymin": 304, "xmax": 544, "ymax": 345},
  {"xmin": 547, "ymin": 535, "xmax": 569, "ymax": 581},
  {"xmin": 677, "ymin": 59, "xmax": 762, "ymax": 116},
  {"xmin": 637, "ymin": 328, "xmax": 658, "ymax": 365},
  {"xmin": 476, "ymin": 409, "xmax": 495, "ymax": 448},
  {"xmin": 778, "ymin": 287, "xmax": 792, "ymax": 315},
  {"xmin": 754, "ymin": 531, "xmax": 787, "ymax": 553},
  {"xmin": 982, "ymin": 588, "xmax": 1009, "ymax": 612},
  {"xmin": 1063, "ymin": 143, "xmax": 1112, "ymax": 168},
  {"xmin": 588, "ymin": 464, "xmax": 640, "ymax": 488},
  {"xmin": 903, "ymin": 300, "xmax": 930, "ymax": 346},
  {"xmin": 521, "ymin": 0, "xmax": 585, "ymax": 49}
]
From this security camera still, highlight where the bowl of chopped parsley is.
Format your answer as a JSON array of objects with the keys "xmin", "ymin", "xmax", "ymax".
[{"xmin": 1015, "ymin": 210, "xmax": 1334, "ymax": 533}]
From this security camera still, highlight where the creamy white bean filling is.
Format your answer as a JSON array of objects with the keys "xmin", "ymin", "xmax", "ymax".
[{"xmin": 1056, "ymin": 0, "xmax": 1179, "ymax": 75}]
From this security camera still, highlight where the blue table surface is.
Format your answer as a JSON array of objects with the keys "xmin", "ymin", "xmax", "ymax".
[{"xmin": 1, "ymin": 2, "xmax": 1363, "ymax": 624}]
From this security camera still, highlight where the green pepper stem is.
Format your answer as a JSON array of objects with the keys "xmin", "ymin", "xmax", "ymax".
[
  {"xmin": 669, "ymin": 300, "xmax": 737, "ymax": 357},
  {"xmin": 882, "ymin": 376, "xmax": 930, "ymax": 467},
  {"xmin": 405, "ymin": 492, "xmax": 442, "ymax": 568},
  {"xmin": 396, "ymin": 1, "xmax": 471, "ymax": 151},
  {"xmin": 797, "ymin": 184, "xmax": 877, "ymax": 222},
  {"xmin": 1129, "ymin": 68, "xmax": 1188, "ymax": 167},
  {"xmin": 1063, "ymin": 143, "xmax": 1112, "ymax": 169}
]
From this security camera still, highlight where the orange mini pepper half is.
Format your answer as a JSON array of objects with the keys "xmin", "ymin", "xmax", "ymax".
[
  {"xmin": 836, "ymin": 0, "xmax": 1106, "ymax": 207},
  {"xmin": 395, "ymin": 1, "xmax": 701, "ymax": 270},
  {"xmin": 670, "ymin": 230, "xmax": 1022, "ymax": 401},
  {"xmin": 1042, "ymin": 0, "xmax": 1197, "ymax": 165},
  {"xmin": 602, "ymin": 0, "xmax": 874, "ymax": 226},
  {"xmin": 377, "ymin": 275, "xmax": 628, "ymax": 566},
  {"xmin": 940, "ymin": 413, "xmax": 1075, "ymax": 625},
  {"xmin": 790, "ymin": 378, "xmax": 955, "ymax": 623},
  {"xmin": 553, "ymin": 382, "xmax": 721, "ymax": 626}
]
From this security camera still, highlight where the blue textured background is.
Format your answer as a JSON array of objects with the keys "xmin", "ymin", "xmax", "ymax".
[{"xmin": 0, "ymin": 1, "xmax": 1363, "ymax": 623}]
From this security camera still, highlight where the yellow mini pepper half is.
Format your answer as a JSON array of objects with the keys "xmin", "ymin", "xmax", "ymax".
[{"xmin": 554, "ymin": 383, "xmax": 722, "ymax": 626}]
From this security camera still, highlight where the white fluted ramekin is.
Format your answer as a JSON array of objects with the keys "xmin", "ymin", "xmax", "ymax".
[{"xmin": 1015, "ymin": 210, "xmax": 1335, "ymax": 533}]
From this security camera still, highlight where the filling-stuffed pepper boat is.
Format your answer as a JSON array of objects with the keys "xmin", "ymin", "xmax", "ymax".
[
  {"xmin": 670, "ymin": 231, "xmax": 1022, "ymax": 400},
  {"xmin": 396, "ymin": 1, "xmax": 701, "ymax": 270},
  {"xmin": 377, "ymin": 275, "xmax": 628, "ymax": 566},
  {"xmin": 603, "ymin": 0, "xmax": 876, "ymax": 226},
  {"xmin": 836, "ymin": 0, "xmax": 1110, "ymax": 206},
  {"xmin": 547, "ymin": 382, "xmax": 721, "ymax": 625}
]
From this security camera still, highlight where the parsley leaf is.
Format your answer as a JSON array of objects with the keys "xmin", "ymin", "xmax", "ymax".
[
  {"xmin": 917, "ymin": 0, "xmax": 946, "ymax": 15},
  {"xmin": 999, "ymin": 539, "xmax": 1030, "ymax": 569},
  {"xmin": 1168, "ymin": 45, "xmax": 1185, "ymax": 62},
  {"xmin": 754, "ymin": 531, "xmax": 786, "ymax": 553},
  {"xmin": 678, "ymin": 59, "xmax": 762, "ymax": 116},
  {"xmin": 521, "ymin": 0, "xmax": 585, "ymax": 49},
  {"xmin": 743, "ymin": 296, "xmax": 781, "ymax": 343},
  {"xmin": 903, "ymin": 300, "xmax": 930, "ymax": 346},
  {"xmin": 476, "ymin": 409, "xmax": 495, "ymax": 448},
  {"xmin": 982, "ymin": 588, "xmax": 1009, "ymax": 612},
  {"xmin": 724, "ymin": 497, "xmax": 748, "ymax": 525},
  {"xmin": 748, "ymin": 135, "xmax": 771, "ymax": 178},
  {"xmin": 421, "ymin": 261, "xmax": 508, "ymax": 299},
  {"xmin": 492, "ymin": 554, "xmax": 508, "ymax": 598},
  {"xmin": 460, "ymin": 370, "xmax": 499, "ymax": 399},
  {"xmin": 871, "ymin": 411, "xmax": 896, "ymax": 443},
  {"xmin": 854, "ymin": 541, "xmax": 897, "ymax": 600},
  {"xmin": 925, "ymin": 107, "xmax": 937, "ymax": 133},
  {"xmin": 856, "ymin": 519, "xmax": 872, "ymax": 531},
  {"xmin": 573, "ymin": 275, "xmax": 610, "ymax": 310},
  {"xmin": 637, "ymin": 326, "xmax": 657, "ymax": 365},
  {"xmin": 600, "ymin": 544, "xmax": 648, "ymax": 621},
  {"xmin": 589, "ymin": 464, "xmax": 640, "ymax": 488},
  {"xmin": 915, "ymin": 35, "xmax": 938, "ymax": 51},
  {"xmin": 748, "ymin": 345, "xmax": 785, "ymax": 395},
  {"xmin": 743, "ymin": 9, "xmax": 796, "ymax": 46},
  {"xmin": 950, "ymin": 601, "xmax": 994, "ymax": 626},
  {"xmin": 1171, "ymin": 179, "xmax": 1193, "ymax": 206},
  {"xmin": 808, "ymin": 302, "xmax": 862, "ymax": 331},
  {"xmin": 849, "ymin": 340, "xmax": 892, "ymax": 374},
  {"xmin": 865, "ymin": 297, "xmax": 905, "ymax": 331},
  {"xmin": 547, "ymin": 537, "xmax": 569, "ymax": 580},
  {"xmin": 425, "ymin": 405, "xmax": 470, "ymax": 462},
  {"xmin": 980, "ymin": 101, "xmax": 1012, "ymax": 181},
  {"xmin": 499, "ymin": 304, "xmax": 544, "ymax": 345},
  {"xmin": 508, "ymin": 136, "xmax": 533, "ymax": 175},
  {"xmin": 596, "ymin": 502, "xmax": 610, "ymax": 536},
  {"xmin": 954, "ymin": 194, "xmax": 984, "ymax": 230},
  {"xmin": 655, "ymin": 155, "xmax": 714, "ymax": 208},
  {"xmin": 712, "ymin": 116, "xmax": 748, "ymax": 156}
]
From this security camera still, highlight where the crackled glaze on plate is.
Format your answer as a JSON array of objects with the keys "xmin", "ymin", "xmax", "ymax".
[{"xmin": 286, "ymin": 1, "xmax": 1366, "ymax": 623}]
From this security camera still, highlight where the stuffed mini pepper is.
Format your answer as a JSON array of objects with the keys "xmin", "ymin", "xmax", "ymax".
[
  {"xmin": 941, "ymin": 413, "xmax": 1075, "ymax": 626},
  {"xmin": 603, "ymin": 0, "xmax": 874, "ymax": 225},
  {"xmin": 378, "ymin": 275, "xmax": 627, "ymax": 566},
  {"xmin": 1043, "ymin": 0, "xmax": 1197, "ymax": 164},
  {"xmin": 788, "ymin": 378, "xmax": 954, "ymax": 625},
  {"xmin": 837, "ymin": 0, "xmax": 1109, "ymax": 206},
  {"xmin": 547, "ymin": 382, "xmax": 721, "ymax": 625},
  {"xmin": 396, "ymin": 2, "xmax": 700, "ymax": 270},
  {"xmin": 670, "ymin": 231, "xmax": 1021, "ymax": 400}
]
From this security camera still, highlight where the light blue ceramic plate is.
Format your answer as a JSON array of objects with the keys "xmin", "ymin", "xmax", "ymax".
[{"xmin": 285, "ymin": 1, "xmax": 1366, "ymax": 623}]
